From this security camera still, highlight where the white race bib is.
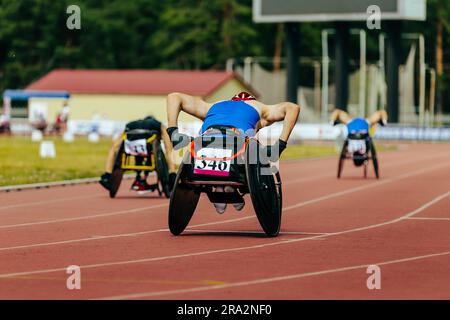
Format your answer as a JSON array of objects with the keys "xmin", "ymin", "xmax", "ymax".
[
  {"xmin": 193, "ymin": 148, "xmax": 232, "ymax": 177},
  {"xmin": 124, "ymin": 139, "xmax": 148, "ymax": 156},
  {"xmin": 348, "ymin": 139, "xmax": 366, "ymax": 154}
]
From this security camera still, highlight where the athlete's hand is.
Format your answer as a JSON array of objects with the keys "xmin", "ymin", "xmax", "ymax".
[
  {"xmin": 262, "ymin": 139, "xmax": 287, "ymax": 161},
  {"xmin": 167, "ymin": 127, "xmax": 192, "ymax": 150}
]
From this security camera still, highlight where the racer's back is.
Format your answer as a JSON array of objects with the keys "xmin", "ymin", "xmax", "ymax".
[
  {"xmin": 126, "ymin": 117, "xmax": 161, "ymax": 133},
  {"xmin": 200, "ymin": 100, "xmax": 260, "ymax": 136}
]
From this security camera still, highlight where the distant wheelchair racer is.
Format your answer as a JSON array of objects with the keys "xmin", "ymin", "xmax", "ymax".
[
  {"xmin": 331, "ymin": 109, "xmax": 388, "ymax": 179},
  {"xmin": 165, "ymin": 91, "xmax": 300, "ymax": 236},
  {"xmin": 100, "ymin": 116, "xmax": 177, "ymax": 197}
]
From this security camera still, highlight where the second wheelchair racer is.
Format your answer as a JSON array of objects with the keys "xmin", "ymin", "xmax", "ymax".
[{"xmin": 100, "ymin": 116, "xmax": 177, "ymax": 191}]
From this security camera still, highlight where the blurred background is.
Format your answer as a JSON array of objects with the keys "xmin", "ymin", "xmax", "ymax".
[{"xmin": 0, "ymin": 0, "xmax": 449, "ymax": 186}]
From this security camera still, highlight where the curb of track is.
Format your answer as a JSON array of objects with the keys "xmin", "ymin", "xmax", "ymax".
[{"xmin": 0, "ymin": 174, "xmax": 138, "ymax": 193}]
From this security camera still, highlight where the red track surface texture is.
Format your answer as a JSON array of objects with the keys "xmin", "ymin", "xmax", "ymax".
[{"xmin": 0, "ymin": 143, "xmax": 449, "ymax": 300}]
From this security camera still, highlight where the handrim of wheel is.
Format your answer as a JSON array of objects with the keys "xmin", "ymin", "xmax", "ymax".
[
  {"xmin": 245, "ymin": 140, "xmax": 282, "ymax": 237},
  {"xmin": 168, "ymin": 155, "xmax": 200, "ymax": 235}
]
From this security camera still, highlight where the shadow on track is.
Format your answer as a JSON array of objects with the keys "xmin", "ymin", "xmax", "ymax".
[{"xmin": 180, "ymin": 229, "xmax": 316, "ymax": 238}]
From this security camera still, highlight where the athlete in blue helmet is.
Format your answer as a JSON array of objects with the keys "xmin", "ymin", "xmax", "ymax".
[{"xmin": 166, "ymin": 91, "xmax": 301, "ymax": 214}]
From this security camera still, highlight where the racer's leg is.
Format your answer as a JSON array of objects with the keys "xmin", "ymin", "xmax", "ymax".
[
  {"xmin": 330, "ymin": 109, "xmax": 352, "ymax": 125},
  {"xmin": 212, "ymin": 186, "xmax": 227, "ymax": 214},
  {"xmin": 105, "ymin": 133, "xmax": 124, "ymax": 174},
  {"xmin": 367, "ymin": 109, "xmax": 388, "ymax": 127},
  {"xmin": 212, "ymin": 186, "xmax": 245, "ymax": 214},
  {"xmin": 100, "ymin": 133, "xmax": 123, "ymax": 190}
]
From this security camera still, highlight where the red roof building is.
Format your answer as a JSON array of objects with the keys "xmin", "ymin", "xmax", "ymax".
[
  {"xmin": 26, "ymin": 69, "xmax": 255, "ymax": 96},
  {"xmin": 25, "ymin": 69, "xmax": 257, "ymax": 122}
]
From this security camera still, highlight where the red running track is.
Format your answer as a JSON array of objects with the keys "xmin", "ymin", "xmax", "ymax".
[{"xmin": 0, "ymin": 143, "xmax": 449, "ymax": 299}]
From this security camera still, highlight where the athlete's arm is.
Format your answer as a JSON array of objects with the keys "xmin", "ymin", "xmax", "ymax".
[
  {"xmin": 160, "ymin": 123, "xmax": 177, "ymax": 173},
  {"xmin": 105, "ymin": 133, "xmax": 124, "ymax": 173},
  {"xmin": 261, "ymin": 102, "xmax": 301, "ymax": 142},
  {"xmin": 167, "ymin": 92, "xmax": 211, "ymax": 127}
]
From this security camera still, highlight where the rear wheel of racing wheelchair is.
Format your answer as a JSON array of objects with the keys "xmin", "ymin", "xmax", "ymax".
[
  {"xmin": 369, "ymin": 139, "xmax": 380, "ymax": 179},
  {"xmin": 109, "ymin": 143, "xmax": 124, "ymax": 198},
  {"xmin": 245, "ymin": 139, "xmax": 283, "ymax": 237},
  {"xmin": 153, "ymin": 140, "xmax": 171, "ymax": 198},
  {"xmin": 168, "ymin": 153, "xmax": 201, "ymax": 236},
  {"xmin": 337, "ymin": 140, "xmax": 348, "ymax": 179}
]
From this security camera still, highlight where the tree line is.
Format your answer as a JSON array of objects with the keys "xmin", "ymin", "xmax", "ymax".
[{"xmin": 0, "ymin": 0, "xmax": 449, "ymax": 112}]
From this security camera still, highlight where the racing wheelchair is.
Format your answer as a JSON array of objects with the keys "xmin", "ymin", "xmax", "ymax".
[
  {"xmin": 168, "ymin": 127, "xmax": 283, "ymax": 237},
  {"xmin": 109, "ymin": 129, "xmax": 171, "ymax": 198},
  {"xmin": 337, "ymin": 132, "xmax": 379, "ymax": 179}
]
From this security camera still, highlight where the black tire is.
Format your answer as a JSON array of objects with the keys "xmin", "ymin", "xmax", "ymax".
[
  {"xmin": 337, "ymin": 140, "xmax": 348, "ymax": 179},
  {"xmin": 370, "ymin": 140, "xmax": 380, "ymax": 179},
  {"xmin": 109, "ymin": 144, "xmax": 124, "ymax": 198},
  {"xmin": 245, "ymin": 140, "xmax": 282, "ymax": 237},
  {"xmin": 363, "ymin": 161, "xmax": 368, "ymax": 179},
  {"xmin": 154, "ymin": 140, "xmax": 171, "ymax": 198},
  {"xmin": 168, "ymin": 155, "xmax": 200, "ymax": 235}
]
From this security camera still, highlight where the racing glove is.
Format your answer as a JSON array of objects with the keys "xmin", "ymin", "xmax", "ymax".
[
  {"xmin": 167, "ymin": 127, "xmax": 192, "ymax": 150},
  {"xmin": 263, "ymin": 139, "xmax": 287, "ymax": 161}
]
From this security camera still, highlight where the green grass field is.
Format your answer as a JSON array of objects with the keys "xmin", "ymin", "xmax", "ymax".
[
  {"xmin": 0, "ymin": 136, "xmax": 394, "ymax": 187},
  {"xmin": 0, "ymin": 136, "xmax": 111, "ymax": 186}
]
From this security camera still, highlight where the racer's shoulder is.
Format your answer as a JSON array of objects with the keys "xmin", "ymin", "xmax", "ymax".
[{"xmin": 245, "ymin": 100, "xmax": 265, "ymax": 111}]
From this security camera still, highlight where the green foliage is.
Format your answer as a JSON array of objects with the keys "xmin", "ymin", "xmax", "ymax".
[
  {"xmin": 0, "ymin": 0, "xmax": 449, "ymax": 98},
  {"xmin": 151, "ymin": 0, "xmax": 261, "ymax": 69}
]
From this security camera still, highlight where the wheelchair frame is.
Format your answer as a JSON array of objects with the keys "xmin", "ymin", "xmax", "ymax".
[
  {"xmin": 168, "ymin": 134, "xmax": 283, "ymax": 237},
  {"xmin": 337, "ymin": 133, "xmax": 380, "ymax": 179},
  {"xmin": 120, "ymin": 133, "xmax": 157, "ymax": 171},
  {"xmin": 109, "ymin": 131, "xmax": 171, "ymax": 198}
]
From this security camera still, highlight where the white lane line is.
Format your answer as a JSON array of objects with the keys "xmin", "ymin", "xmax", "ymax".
[
  {"xmin": 0, "ymin": 187, "xmax": 447, "ymax": 281},
  {"xmin": 0, "ymin": 162, "xmax": 447, "ymax": 252},
  {"xmin": 407, "ymin": 217, "xmax": 450, "ymax": 221},
  {"xmin": 0, "ymin": 193, "xmax": 104, "ymax": 211},
  {"xmin": 0, "ymin": 230, "xmax": 328, "ymax": 252},
  {"xmin": 0, "ymin": 229, "xmax": 169, "ymax": 252},
  {"xmin": 0, "ymin": 203, "xmax": 168, "ymax": 229},
  {"xmin": 100, "ymin": 250, "xmax": 450, "ymax": 300}
]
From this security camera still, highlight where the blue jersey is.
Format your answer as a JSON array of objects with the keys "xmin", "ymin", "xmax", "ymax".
[
  {"xmin": 347, "ymin": 117, "xmax": 369, "ymax": 134},
  {"xmin": 200, "ymin": 100, "xmax": 260, "ymax": 136}
]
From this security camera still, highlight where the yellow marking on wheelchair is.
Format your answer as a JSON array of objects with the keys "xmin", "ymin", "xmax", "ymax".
[
  {"xmin": 121, "ymin": 153, "xmax": 156, "ymax": 171},
  {"xmin": 146, "ymin": 134, "xmax": 157, "ymax": 144},
  {"xmin": 120, "ymin": 132, "xmax": 159, "ymax": 171},
  {"xmin": 122, "ymin": 133, "xmax": 158, "ymax": 143},
  {"xmin": 5, "ymin": 275, "xmax": 226, "ymax": 286}
]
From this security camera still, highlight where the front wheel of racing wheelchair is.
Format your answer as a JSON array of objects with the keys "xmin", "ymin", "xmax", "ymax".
[
  {"xmin": 109, "ymin": 130, "xmax": 172, "ymax": 198},
  {"xmin": 168, "ymin": 131, "xmax": 282, "ymax": 237},
  {"xmin": 337, "ymin": 133, "xmax": 380, "ymax": 179}
]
